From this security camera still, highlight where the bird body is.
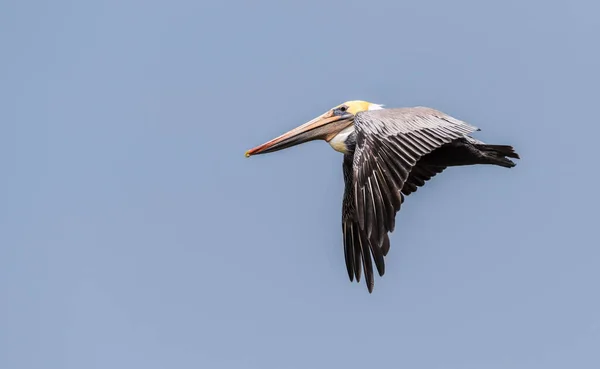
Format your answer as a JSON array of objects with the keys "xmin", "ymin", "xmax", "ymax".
[{"xmin": 246, "ymin": 101, "xmax": 520, "ymax": 293}]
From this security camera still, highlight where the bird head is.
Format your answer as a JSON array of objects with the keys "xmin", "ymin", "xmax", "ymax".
[{"xmin": 245, "ymin": 100, "xmax": 383, "ymax": 157}]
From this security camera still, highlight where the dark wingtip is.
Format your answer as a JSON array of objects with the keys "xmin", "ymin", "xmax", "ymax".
[
  {"xmin": 364, "ymin": 265, "xmax": 375, "ymax": 293},
  {"xmin": 347, "ymin": 270, "xmax": 354, "ymax": 282},
  {"xmin": 381, "ymin": 234, "xmax": 390, "ymax": 256},
  {"xmin": 366, "ymin": 230, "xmax": 386, "ymax": 277},
  {"xmin": 373, "ymin": 248, "xmax": 385, "ymax": 277}
]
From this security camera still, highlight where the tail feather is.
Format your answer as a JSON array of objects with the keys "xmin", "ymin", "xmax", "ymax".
[
  {"xmin": 477, "ymin": 144, "xmax": 520, "ymax": 168},
  {"xmin": 480, "ymin": 144, "xmax": 520, "ymax": 159}
]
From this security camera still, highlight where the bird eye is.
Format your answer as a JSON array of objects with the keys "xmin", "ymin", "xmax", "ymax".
[{"xmin": 334, "ymin": 105, "xmax": 348, "ymax": 116}]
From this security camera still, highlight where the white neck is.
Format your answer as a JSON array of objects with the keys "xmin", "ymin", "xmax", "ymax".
[{"xmin": 328, "ymin": 125, "xmax": 355, "ymax": 154}]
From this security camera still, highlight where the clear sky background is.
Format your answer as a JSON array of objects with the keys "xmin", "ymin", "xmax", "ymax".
[{"xmin": 2, "ymin": 0, "xmax": 599, "ymax": 368}]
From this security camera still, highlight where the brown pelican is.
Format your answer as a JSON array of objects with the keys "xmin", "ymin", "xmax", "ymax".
[{"xmin": 245, "ymin": 101, "xmax": 519, "ymax": 293}]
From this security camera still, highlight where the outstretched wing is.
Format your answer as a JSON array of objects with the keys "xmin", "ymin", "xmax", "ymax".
[
  {"xmin": 352, "ymin": 107, "xmax": 479, "ymax": 258},
  {"xmin": 342, "ymin": 154, "xmax": 390, "ymax": 293}
]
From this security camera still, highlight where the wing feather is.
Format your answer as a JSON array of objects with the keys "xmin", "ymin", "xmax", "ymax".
[
  {"xmin": 343, "ymin": 222, "xmax": 355, "ymax": 281},
  {"xmin": 341, "ymin": 107, "xmax": 479, "ymax": 292},
  {"xmin": 342, "ymin": 154, "xmax": 385, "ymax": 293},
  {"xmin": 351, "ymin": 107, "xmax": 479, "ymax": 278},
  {"xmin": 402, "ymin": 164, "xmax": 447, "ymax": 196}
]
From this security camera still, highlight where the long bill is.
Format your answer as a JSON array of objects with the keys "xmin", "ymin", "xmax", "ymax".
[{"xmin": 245, "ymin": 111, "xmax": 353, "ymax": 157}]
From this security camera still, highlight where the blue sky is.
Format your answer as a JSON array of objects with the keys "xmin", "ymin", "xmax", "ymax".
[{"xmin": 2, "ymin": 0, "xmax": 599, "ymax": 368}]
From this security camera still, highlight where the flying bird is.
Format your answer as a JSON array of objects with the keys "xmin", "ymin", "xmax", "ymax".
[{"xmin": 245, "ymin": 101, "xmax": 519, "ymax": 293}]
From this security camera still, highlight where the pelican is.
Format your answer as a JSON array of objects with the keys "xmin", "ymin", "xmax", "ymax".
[{"xmin": 245, "ymin": 100, "xmax": 520, "ymax": 293}]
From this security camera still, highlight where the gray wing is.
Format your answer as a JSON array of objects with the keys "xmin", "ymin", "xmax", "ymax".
[
  {"xmin": 342, "ymin": 154, "xmax": 389, "ymax": 293},
  {"xmin": 352, "ymin": 107, "xmax": 479, "ymax": 256}
]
